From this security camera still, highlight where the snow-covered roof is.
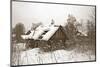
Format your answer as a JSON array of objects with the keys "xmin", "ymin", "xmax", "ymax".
[
  {"xmin": 21, "ymin": 25, "xmax": 59, "ymax": 41},
  {"xmin": 21, "ymin": 23, "xmax": 88, "ymax": 41}
]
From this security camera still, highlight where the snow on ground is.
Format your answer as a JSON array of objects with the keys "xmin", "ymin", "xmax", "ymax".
[{"xmin": 12, "ymin": 47, "xmax": 95, "ymax": 65}]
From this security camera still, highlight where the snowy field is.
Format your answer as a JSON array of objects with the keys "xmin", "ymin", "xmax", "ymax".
[{"xmin": 11, "ymin": 42, "xmax": 95, "ymax": 66}]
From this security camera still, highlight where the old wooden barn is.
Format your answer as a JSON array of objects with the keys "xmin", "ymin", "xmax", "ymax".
[{"xmin": 21, "ymin": 24, "xmax": 69, "ymax": 51}]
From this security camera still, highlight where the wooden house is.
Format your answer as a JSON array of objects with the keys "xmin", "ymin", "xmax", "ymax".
[{"xmin": 21, "ymin": 24, "xmax": 69, "ymax": 51}]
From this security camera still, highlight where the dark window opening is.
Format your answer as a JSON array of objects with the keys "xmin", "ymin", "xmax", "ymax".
[
  {"xmin": 38, "ymin": 36, "xmax": 43, "ymax": 39},
  {"xmin": 42, "ymin": 30, "xmax": 49, "ymax": 35},
  {"xmin": 26, "ymin": 30, "xmax": 31, "ymax": 35}
]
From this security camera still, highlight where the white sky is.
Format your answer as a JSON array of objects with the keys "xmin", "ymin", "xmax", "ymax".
[{"xmin": 12, "ymin": 1, "xmax": 95, "ymax": 31}]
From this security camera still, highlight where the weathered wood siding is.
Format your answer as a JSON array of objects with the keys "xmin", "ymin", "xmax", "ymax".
[{"xmin": 50, "ymin": 26, "xmax": 67, "ymax": 41}]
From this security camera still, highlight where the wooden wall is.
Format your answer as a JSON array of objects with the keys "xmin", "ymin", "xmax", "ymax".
[{"xmin": 50, "ymin": 26, "xmax": 67, "ymax": 42}]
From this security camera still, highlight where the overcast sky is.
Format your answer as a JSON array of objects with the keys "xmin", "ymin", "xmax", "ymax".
[{"xmin": 12, "ymin": 1, "xmax": 95, "ymax": 31}]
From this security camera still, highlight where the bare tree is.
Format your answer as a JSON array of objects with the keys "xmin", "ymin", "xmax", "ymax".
[
  {"xmin": 87, "ymin": 8, "xmax": 95, "ymax": 40},
  {"xmin": 13, "ymin": 22, "xmax": 25, "ymax": 43},
  {"xmin": 65, "ymin": 14, "xmax": 77, "ymax": 41}
]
